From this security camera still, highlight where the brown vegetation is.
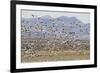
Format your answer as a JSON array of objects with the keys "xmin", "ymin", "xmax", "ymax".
[{"xmin": 21, "ymin": 38, "xmax": 90, "ymax": 63}]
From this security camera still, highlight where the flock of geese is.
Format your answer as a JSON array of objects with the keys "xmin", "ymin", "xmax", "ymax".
[
  {"xmin": 21, "ymin": 15, "xmax": 81, "ymax": 39},
  {"xmin": 21, "ymin": 15, "xmax": 90, "ymax": 58}
]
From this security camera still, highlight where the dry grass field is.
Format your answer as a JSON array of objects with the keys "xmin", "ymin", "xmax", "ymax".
[
  {"xmin": 21, "ymin": 38, "xmax": 90, "ymax": 63},
  {"xmin": 21, "ymin": 49, "xmax": 90, "ymax": 63}
]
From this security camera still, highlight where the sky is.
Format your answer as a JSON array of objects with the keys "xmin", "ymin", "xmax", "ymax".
[{"xmin": 21, "ymin": 10, "xmax": 90, "ymax": 24}]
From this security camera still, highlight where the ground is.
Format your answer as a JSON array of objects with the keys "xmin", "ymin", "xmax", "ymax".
[{"xmin": 21, "ymin": 49, "xmax": 90, "ymax": 63}]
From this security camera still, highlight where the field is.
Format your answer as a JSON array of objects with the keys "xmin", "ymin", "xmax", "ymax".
[
  {"xmin": 21, "ymin": 38, "xmax": 90, "ymax": 63},
  {"xmin": 21, "ymin": 50, "xmax": 90, "ymax": 62}
]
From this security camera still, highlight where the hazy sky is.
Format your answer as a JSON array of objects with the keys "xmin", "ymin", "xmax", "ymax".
[{"xmin": 22, "ymin": 10, "xmax": 90, "ymax": 24}]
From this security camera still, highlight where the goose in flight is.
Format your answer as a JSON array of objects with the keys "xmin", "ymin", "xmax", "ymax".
[{"xmin": 32, "ymin": 15, "xmax": 34, "ymax": 18}]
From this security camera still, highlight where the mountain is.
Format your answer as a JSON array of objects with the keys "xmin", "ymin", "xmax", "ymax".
[
  {"xmin": 40, "ymin": 15, "xmax": 53, "ymax": 19},
  {"xmin": 21, "ymin": 16, "xmax": 90, "ymax": 40}
]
